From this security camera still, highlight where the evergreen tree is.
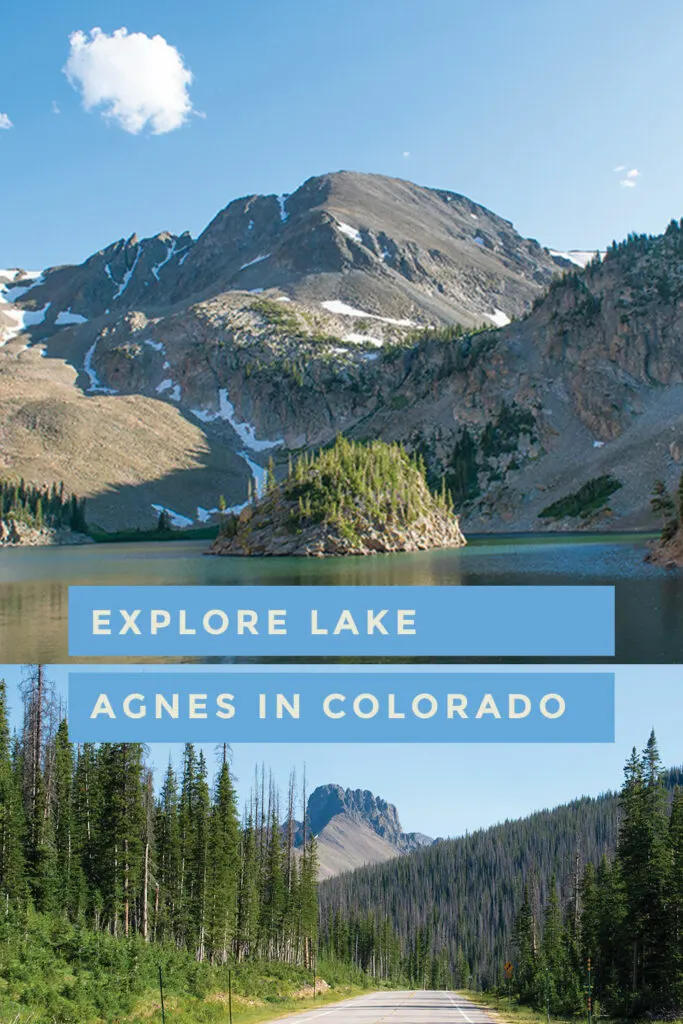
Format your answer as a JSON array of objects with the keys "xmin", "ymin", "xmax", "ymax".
[
  {"xmin": 236, "ymin": 810, "xmax": 260, "ymax": 961},
  {"xmin": 155, "ymin": 761, "xmax": 181, "ymax": 942},
  {"xmin": 53, "ymin": 719, "xmax": 74, "ymax": 915},
  {"xmin": 0, "ymin": 680, "xmax": 25, "ymax": 903},
  {"xmin": 261, "ymin": 804, "xmax": 285, "ymax": 959},
  {"xmin": 669, "ymin": 788, "xmax": 683, "ymax": 1005},
  {"xmin": 513, "ymin": 881, "xmax": 539, "ymax": 1003},
  {"xmin": 206, "ymin": 752, "xmax": 240, "ymax": 962},
  {"xmin": 156, "ymin": 508, "xmax": 173, "ymax": 532}
]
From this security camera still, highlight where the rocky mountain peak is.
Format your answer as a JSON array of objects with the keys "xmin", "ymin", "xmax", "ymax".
[{"xmin": 307, "ymin": 783, "xmax": 418, "ymax": 846}]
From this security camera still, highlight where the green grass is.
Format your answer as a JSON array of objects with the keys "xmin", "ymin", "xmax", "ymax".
[
  {"xmin": 0, "ymin": 910, "xmax": 376, "ymax": 1024},
  {"xmin": 124, "ymin": 980, "xmax": 372, "ymax": 1024},
  {"xmin": 460, "ymin": 990, "xmax": 576, "ymax": 1024},
  {"xmin": 460, "ymin": 989, "xmax": 683, "ymax": 1024}
]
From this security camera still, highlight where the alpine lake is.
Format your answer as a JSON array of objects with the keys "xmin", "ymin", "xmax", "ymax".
[{"xmin": 0, "ymin": 532, "xmax": 679, "ymax": 663}]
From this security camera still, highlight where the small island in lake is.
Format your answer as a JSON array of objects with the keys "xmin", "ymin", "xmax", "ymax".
[{"xmin": 208, "ymin": 436, "xmax": 466, "ymax": 557}]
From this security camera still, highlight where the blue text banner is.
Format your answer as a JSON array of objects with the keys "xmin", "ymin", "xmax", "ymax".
[
  {"xmin": 67, "ymin": 670, "xmax": 615, "ymax": 743},
  {"xmin": 68, "ymin": 585, "xmax": 615, "ymax": 658}
]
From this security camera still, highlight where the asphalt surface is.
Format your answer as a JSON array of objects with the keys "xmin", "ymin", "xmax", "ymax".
[{"xmin": 280, "ymin": 990, "xmax": 499, "ymax": 1024}]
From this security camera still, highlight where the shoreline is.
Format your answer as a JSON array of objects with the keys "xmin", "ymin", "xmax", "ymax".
[{"xmin": 0, "ymin": 528, "xmax": 659, "ymax": 550}]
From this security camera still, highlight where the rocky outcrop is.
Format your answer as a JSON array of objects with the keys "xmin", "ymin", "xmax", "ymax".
[
  {"xmin": 295, "ymin": 784, "xmax": 435, "ymax": 878},
  {"xmin": 209, "ymin": 498, "xmax": 466, "ymax": 557},
  {"xmin": 645, "ymin": 529, "xmax": 683, "ymax": 568},
  {"xmin": 305, "ymin": 784, "xmax": 433, "ymax": 853},
  {"xmin": 208, "ymin": 436, "xmax": 466, "ymax": 557},
  {"xmin": 0, "ymin": 518, "xmax": 92, "ymax": 546}
]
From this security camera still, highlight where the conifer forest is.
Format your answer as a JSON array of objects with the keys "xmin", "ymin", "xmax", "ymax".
[{"xmin": 1, "ymin": 668, "xmax": 683, "ymax": 1021}]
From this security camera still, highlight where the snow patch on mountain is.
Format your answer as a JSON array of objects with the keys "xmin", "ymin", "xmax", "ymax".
[
  {"xmin": 55, "ymin": 309, "xmax": 88, "ymax": 326},
  {"xmin": 321, "ymin": 299, "xmax": 415, "ymax": 327},
  {"xmin": 488, "ymin": 309, "xmax": 511, "ymax": 327},
  {"xmin": 240, "ymin": 253, "xmax": 271, "ymax": 271},
  {"xmin": 196, "ymin": 500, "xmax": 248, "ymax": 523},
  {"xmin": 548, "ymin": 249, "xmax": 603, "ymax": 268},
  {"xmin": 337, "ymin": 221, "xmax": 362, "ymax": 243},
  {"xmin": 343, "ymin": 332, "xmax": 384, "ymax": 347},
  {"xmin": 0, "ymin": 302, "xmax": 51, "ymax": 346},
  {"xmin": 83, "ymin": 339, "xmax": 118, "ymax": 394},
  {"xmin": 106, "ymin": 245, "xmax": 142, "ymax": 300},
  {"xmin": 242, "ymin": 453, "xmax": 268, "ymax": 497},
  {"xmin": 0, "ymin": 270, "xmax": 44, "ymax": 303},
  {"xmin": 192, "ymin": 388, "xmax": 283, "ymax": 451},
  {"xmin": 151, "ymin": 504, "xmax": 193, "ymax": 528},
  {"xmin": 151, "ymin": 239, "xmax": 177, "ymax": 281}
]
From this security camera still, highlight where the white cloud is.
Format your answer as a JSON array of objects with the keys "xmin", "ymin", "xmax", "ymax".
[
  {"xmin": 0, "ymin": 113, "xmax": 13, "ymax": 130},
  {"xmin": 614, "ymin": 165, "xmax": 640, "ymax": 188},
  {"xmin": 620, "ymin": 168, "xmax": 640, "ymax": 188},
  {"xmin": 52, "ymin": 100, "xmax": 61, "ymax": 114},
  {"xmin": 402, "ymin": 150, "xmax": 411, "ymax": 158},
  {"xmin": 63, "ymin": 26, "xmax": 195, "ymax": 135}
]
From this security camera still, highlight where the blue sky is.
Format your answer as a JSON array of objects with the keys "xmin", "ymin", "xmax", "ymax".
[
  {"xmin": 2, "ymin": 664, "xmax": 681, "ymax": 838},
  {"xmin": 2, "ymin": 0, "xmax": 683, "ymax": 269}
]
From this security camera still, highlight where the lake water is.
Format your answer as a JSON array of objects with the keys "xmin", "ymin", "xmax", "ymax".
[{"xmin": 0, "ymin": 534, "xmax": 679, "ymax": 663}]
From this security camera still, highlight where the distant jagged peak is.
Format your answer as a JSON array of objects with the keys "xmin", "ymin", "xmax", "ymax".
[{"xmin": 305, "ymin": 782, "xmax": 431, "ymax": 851}]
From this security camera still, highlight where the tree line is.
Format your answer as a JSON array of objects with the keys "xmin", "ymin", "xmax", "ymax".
[
  {"xmin": 513, "ymin": 731, "xmax": 683, "ymax": 1017},
  {"xmin": 0, "ymin": 669, "xmax": 318, "ymax": 968},
  {"xmin": 320, "ymin": 736, "xmax": 683, "ymax": 1012},
  {"xmin": 5, "ymin": 667, "xmax": 682, "ymax": 1016},
  {"xmin": 0, "ymin": 478, "xmax": 87, "ymax": 533}
]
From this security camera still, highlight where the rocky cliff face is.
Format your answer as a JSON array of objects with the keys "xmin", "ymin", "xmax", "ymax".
[
  {"xmin": 0, "ymin": 519, "xmax": 92, "ymax": 546},
  {"xmin": 2, "ymin": 175, "xmax": 683, "ymax": 532},
  {"xmin": 298, "ymin": 784, "xmax": 433, "ymax": 879}
]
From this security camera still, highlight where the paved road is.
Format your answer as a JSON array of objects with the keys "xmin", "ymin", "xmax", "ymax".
[{"xmin": 280, "ymin": 991, "xmax": 498, "ymax": 1024}]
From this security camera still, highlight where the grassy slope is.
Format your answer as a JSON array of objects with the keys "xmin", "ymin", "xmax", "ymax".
[
  {"xmin": 0, "ymin": 910, "xmax": 379, "ymax": 1024},
  {"xmin": 461, "ymin": 990, "xmax": 575, "ymax": 1024},
  {"xmin": 126, "ymin": 981, "xmax": 373, "ymax": 1024}
]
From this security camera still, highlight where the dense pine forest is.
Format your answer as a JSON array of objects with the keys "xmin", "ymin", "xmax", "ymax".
[
  {"xmin": 320, "ymin": 737, "xmax": 683, "ymax": 1017},
  {"xmin": 512, "ymin": 732, "xmax": 683, "ymax": 1017},
  {"xmin": 0, "ymin": 669, "xmax": 329, "ymax": 1022},
  {"xmin": 3, "ymin": 669, "xmax": 683, "ymax": 1021}
]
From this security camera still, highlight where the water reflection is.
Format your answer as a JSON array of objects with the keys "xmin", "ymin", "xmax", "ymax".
[{"xmin": 0, "ymin": 536, "xmax": 679, "ymax": 663}]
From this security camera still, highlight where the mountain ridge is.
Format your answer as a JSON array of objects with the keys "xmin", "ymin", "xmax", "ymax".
[
  {"xmin": 1, "ymin": 171, "xmax": 680, "ymax": 535},
  {"xmin": 294, "ymin": 783, "xmax": 435, "ymax": 880}
]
